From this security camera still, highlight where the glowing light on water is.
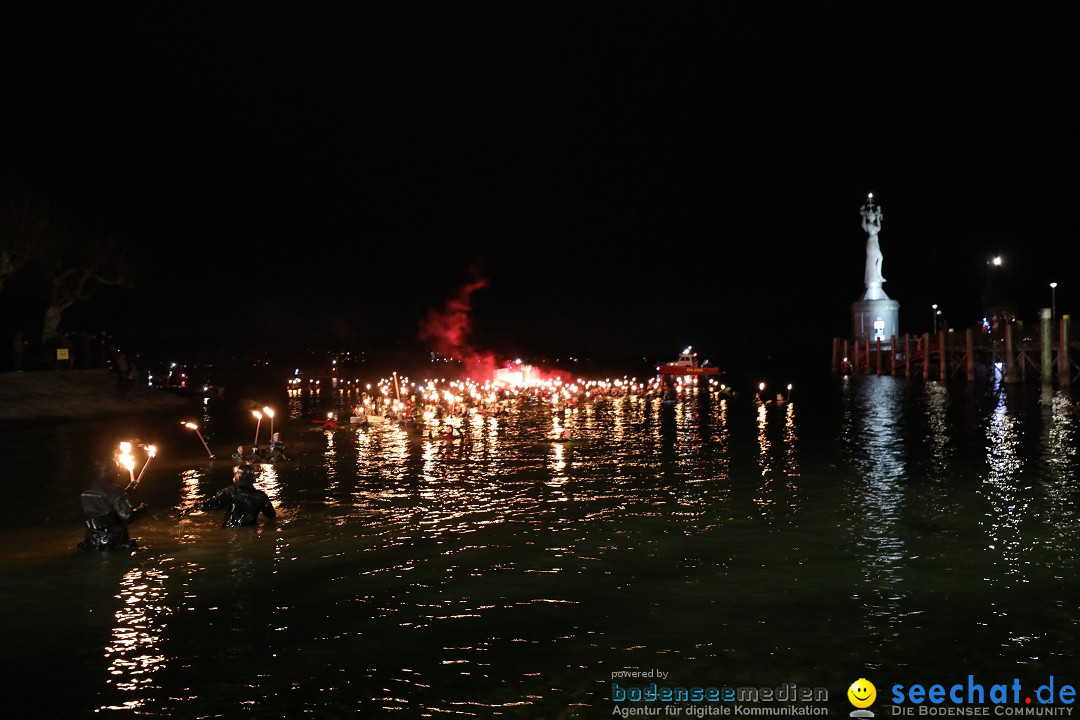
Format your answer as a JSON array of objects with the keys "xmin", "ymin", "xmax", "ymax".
[{"xmin": 99, "ymin": 565, "xmax": 171, "ymax": 711}]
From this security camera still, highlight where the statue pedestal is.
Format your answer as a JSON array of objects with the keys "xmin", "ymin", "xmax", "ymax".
[{"xmin": 852, "ymin": 287, "xmax": 900, "ymax": 347}]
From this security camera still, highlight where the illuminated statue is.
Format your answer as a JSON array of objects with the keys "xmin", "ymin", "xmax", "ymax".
[
  {"xmin": 851, "ymin": 192, "xmax": 898, "ymax": 345},
  {"xmin": 861, "ymin": 194, "xmax": 884, "ymax": 287}
]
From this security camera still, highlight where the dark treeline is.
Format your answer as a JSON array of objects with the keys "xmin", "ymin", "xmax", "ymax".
[{"xmin": 0, "ymin": 180, "xmax": 131, "ymax": 369}]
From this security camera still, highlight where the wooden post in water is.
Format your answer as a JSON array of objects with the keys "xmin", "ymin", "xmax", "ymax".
[
  {"xmin": 904, "ymin": 334, "xmax": 911, "ymax": 378},
  {"xmin": 864, "ymin": 337, "xmax": 871, "ymax": 374},
  {"xmin": 1005, "ymin": 323, "xmax": 1016, "ymax": 383},
  {"xmin": 1060, "ymin": 315, "xmax": 1071, "ymax": 386},
  {"xmin": 842, "ymin": 339, "xmax": 849, "ymax": 371},
  {"xmin": 832, "ymin": 338, "xmax": 841, "ymax": 375},
  {"xmin": 853, "ymin": 339, "xmax": 860, "ymax": 375},
  {"xmin": 965, "ymin": 328, "xmax": 975, "ymax": 381},
  {"xmin": 1040, "ymin": 308, "xmax": 1053, "ymax": 383},
  {"xmin": 923, "ymin": 332, "xmax": 930, "ymax": 380},
  {"xmin": 1036, "ymin": 310, "xmax": 1045, "ymax": 386},
  {"xmin": 876, "ymin": 337, "xmax": 882, "ymax": 375},
  {"xmin": 939, "ymin": 330, "xmax": 947, "ymax": 382},
  {"xmin": 890, "ymin": 335, "xmax": 897, "ymax": 376}
]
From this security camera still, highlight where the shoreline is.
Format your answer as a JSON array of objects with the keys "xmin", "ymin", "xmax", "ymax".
[{"xmin": 0, "ymin": 369, "xmax": 198, "ymax": 427}]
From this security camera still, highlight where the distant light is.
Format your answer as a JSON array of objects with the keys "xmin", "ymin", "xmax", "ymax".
[
  {"xmin": 992, "ymin": 256, "xmax": 1003, "ymax": 266},
  {"xmin": 1050, "ymin": 282, "xmax": 1058, "ymax": 289},
  {"xmin": 758, "ymin": 382, "xmax": 765, "ymax": 391},
  {"xmin": 787, "ymin": 384, "xmax": 792, "ymax": 390}
]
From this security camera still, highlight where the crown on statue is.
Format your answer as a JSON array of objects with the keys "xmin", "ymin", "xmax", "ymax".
[{"xmin": 861, "ymin": 192, "xmax": 881, "ymax": 223}]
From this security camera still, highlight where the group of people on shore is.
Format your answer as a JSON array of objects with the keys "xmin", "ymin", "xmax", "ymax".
[{"xmin": 78, "ymin": 432, "xmax": 285, "ymax": 552}]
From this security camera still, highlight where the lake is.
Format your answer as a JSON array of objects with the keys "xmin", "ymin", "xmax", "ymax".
[{"xmin": 1, "ymin": 373, "xmax": 1077, "ymax": 718}]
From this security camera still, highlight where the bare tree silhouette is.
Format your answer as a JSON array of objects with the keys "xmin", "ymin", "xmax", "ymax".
[
  {"xmin": 39, "ymin": 226, "xmax": 131, "ymax": 342},
  {"xmin": 0, "ymin": 182, "xmax": 54, "ymax": 292}
]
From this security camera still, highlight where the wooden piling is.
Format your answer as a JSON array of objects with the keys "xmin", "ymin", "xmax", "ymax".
[
  {"xmin": 1005, "ymin": 324, "xmax": 1016, "ymax": 383},
  {"xmin": 965, "ymin": 328, "xmax": 975, "ymax": 381},
  {"xmin": 923, "ymin": 332, "xmax": 930, "ymax": 380},
  {"xmin": 904, "ymin": 334, "xmax": 911, "ymax": 378},
  {"xmin": 1040, "ymin": 309, "xmax": 1053, "ymax": 383},
  {"xmin": 939, "ymin": 330, "xmax": 947, "ymax": 381},
  {"xmin": 836, "ymin": 324, "xmax": 1061, "ymax": 385},
  {"xmin": 832, "ymin": 338, "xmax": 841, "ymax": 375},
  {"xmin": 1060, "ymin": 315, "xmax": 1071, "ymax": 385}
]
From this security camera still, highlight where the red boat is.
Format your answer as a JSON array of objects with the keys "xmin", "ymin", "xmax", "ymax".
[{"xmin": 657, "ymin": 347, "xmax": 719, "ymax": 375}]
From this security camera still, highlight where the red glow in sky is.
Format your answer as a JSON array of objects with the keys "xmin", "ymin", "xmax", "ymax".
[{"xmin": 419, "ymin": 268, "xmax": 498, "ymax": 379}]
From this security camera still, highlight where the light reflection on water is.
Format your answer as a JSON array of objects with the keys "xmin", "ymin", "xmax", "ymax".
[
  {"xmin": 101, "ymin": 564, "xmax": 170, "ymax": 711},
  {"xmin": 983, "ymin": 382, "xmax": 1026, "ymax": 578},
  {"xmin": 841, "ymin": 376, "xmax": 907, "ymax": 663},
  {"xmin": 2, "ymin": 378, "xmax": 1079, "ymax": 717}
]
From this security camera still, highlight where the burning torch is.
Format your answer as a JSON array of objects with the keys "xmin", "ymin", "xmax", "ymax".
[
  {"xmin": 134, "ymin": 444, "xmax": 157, "ymax": 487},
  {"xmin": 117, "ymin": 441, "xmax": 136, "ymax": 488},
  {"xmin": 252, "ymin": 409, "xmax": 263, "ymax": 447},
  {"xmin": 183, "ymin": 421, "xmax": 216, "ymax": 459}
]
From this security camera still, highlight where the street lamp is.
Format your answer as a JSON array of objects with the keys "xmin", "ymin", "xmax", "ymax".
[
  {"xmin": 1050, "ymin": 282, "xmax": 1058, "ymax": 321},
  {"xmin": 932, "ymin": 304, "xmax": 938, "ymax": 335}
]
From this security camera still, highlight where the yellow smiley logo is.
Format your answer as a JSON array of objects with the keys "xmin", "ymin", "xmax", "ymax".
[{"xmin": 848, "ymin": 678, "xmax": 876, "ymax": 708}]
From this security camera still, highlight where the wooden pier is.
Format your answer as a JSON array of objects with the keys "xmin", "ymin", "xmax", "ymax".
[{"xmin": 832, "ymin": 312, "xmax": 1080, "ymax": 385}]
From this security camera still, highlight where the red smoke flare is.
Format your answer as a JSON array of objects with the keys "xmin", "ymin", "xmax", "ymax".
[
  {"xmin": 419, "ymin": 268, "xmax": 568, "ymax": 384},
  {"xmin": 419, "ymin": 269, "xmax": 497, "ymax": 379}
]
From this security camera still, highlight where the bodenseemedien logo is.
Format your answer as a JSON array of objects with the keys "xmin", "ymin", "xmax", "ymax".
[{"xmin": 848, "ymin": 678, "xmax": 877, "ymax": 718}]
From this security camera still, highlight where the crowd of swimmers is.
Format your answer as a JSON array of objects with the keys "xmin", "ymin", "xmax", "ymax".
[{"xmin": 77, "ymin": 374, "xmax": 733, "ymax": 552}]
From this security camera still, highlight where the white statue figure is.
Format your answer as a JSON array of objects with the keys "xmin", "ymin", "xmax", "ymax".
[{"xmin": 861, "ymin": 195, "xmax": 884, "ymax": 287}]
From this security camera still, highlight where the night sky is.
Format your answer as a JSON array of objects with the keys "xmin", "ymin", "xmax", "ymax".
[{"xmin": 2, "ymin": 6, "xmax": 1076, "ymax": 367}]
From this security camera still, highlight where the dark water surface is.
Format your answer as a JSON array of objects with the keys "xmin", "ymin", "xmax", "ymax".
[{"xmin": 2, "ymin": 376, "xmax": 1078, "ymax": 718}]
